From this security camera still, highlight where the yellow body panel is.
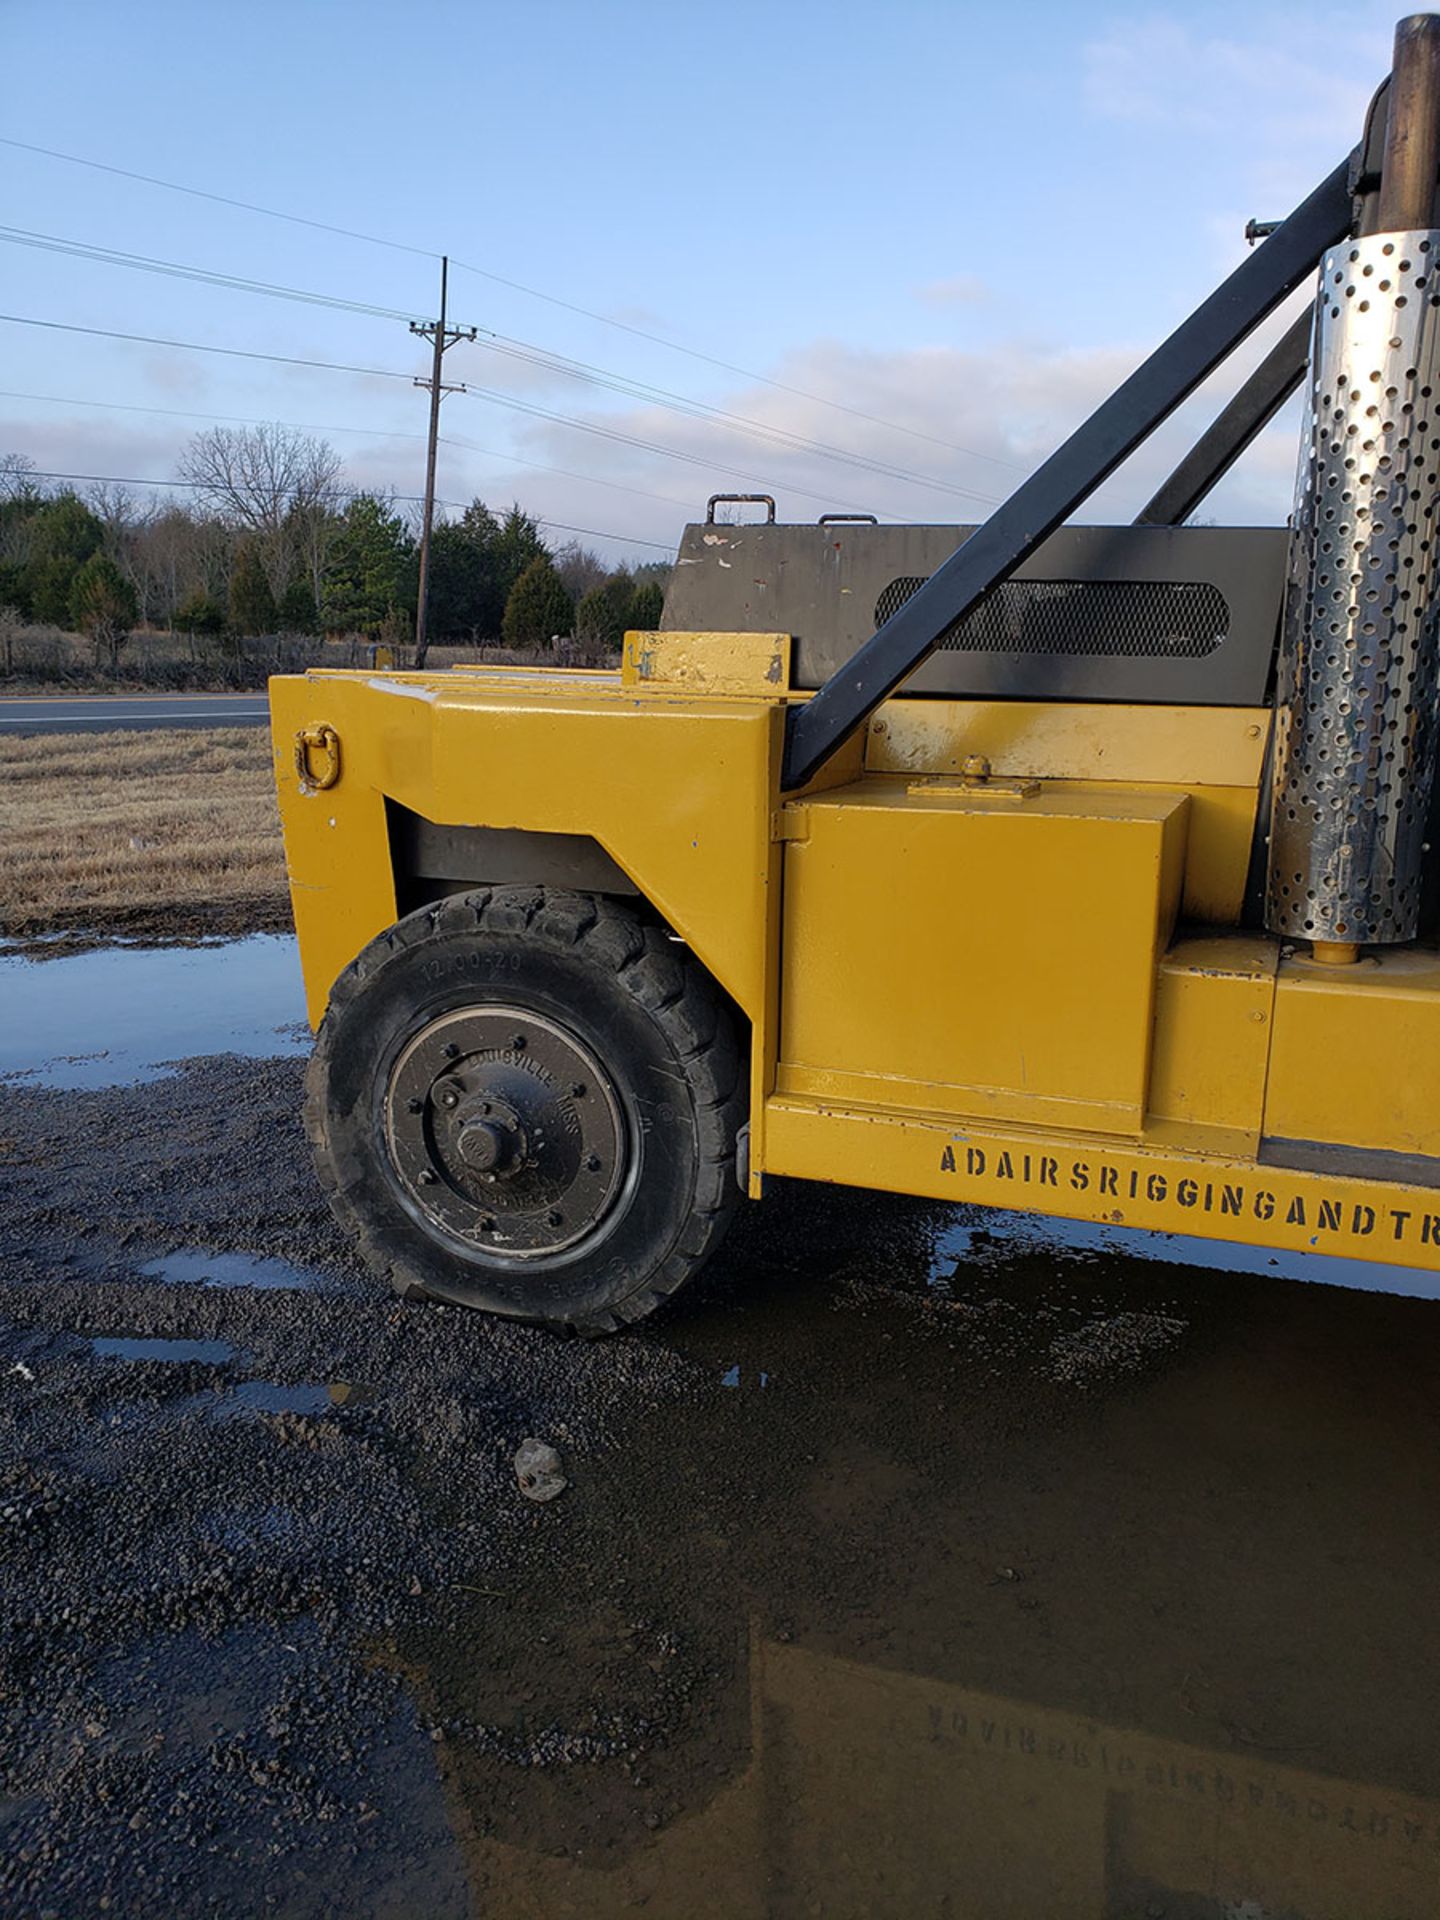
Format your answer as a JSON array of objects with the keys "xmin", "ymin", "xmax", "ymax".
[
  {"xmin": 1265, "ymin": 948, "xmax": 1440, "ymax": 1159},
  {"xmin": 270, "ymin": 669, "xmax": 785, "ymax": 1139},
  {"xmin": 867, "ymin": 698, "xmax": 1268, "ymax": 924},
  {"xmin": 1146, "ymin": 936, "xmax": 1277, "ymax": 1152},
  {"xmin": 764, "ymin": 1097, "xmax": 1440, "ymax": 1273},
  {"xmin": 778, "ymin": 777, "xmax": 1187, "ymax": 1136},
  {"xmin": 270, "ymin": 652, "xmax": 1440, "ymax": 1281},
  {"xmin": 620, "ymin": 628, "xmax": 791, "ymax": 694}
]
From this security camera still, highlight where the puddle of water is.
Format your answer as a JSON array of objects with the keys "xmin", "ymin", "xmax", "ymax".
[
  {"xmin": 326, "ymin": 1379, "xmax": 375, "ymax": 1407},
  {"xmin": 115, "ymin": 1376, "xmax": 371, "ymax": 1425},
  {"xmin": 139, "ymin": 1251, "xmax": 325, "ymax": 1293},
  {"xmin": 721, "ymin": 1365, "xmax": 770, "ymax": 1388},
  {"xmin": 393, "ymin": 1207, "xmax": 1440, "ymax": 1920},
  {"xmin": 91, "ymin": 1336, "xmax": 235, "ymax": 1365},
  {"xmin": 0, "ymin": 935, "xmax": 307, "ymax": 1089},
  {"xmin": 929, "ymin": 1208, "xmax": 1440, "ymax": 1302},
  {"xmin": 225, "ymin": 1381, "xmax": 335, "ymax": 1417}
]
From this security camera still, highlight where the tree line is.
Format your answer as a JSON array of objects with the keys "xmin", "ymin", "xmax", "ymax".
[{"xmin": 0, "ymin": 430, "xmax": 669, "ymax": 667}]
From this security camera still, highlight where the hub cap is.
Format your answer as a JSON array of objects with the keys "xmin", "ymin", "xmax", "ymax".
[{"xmin": 384, "ymin": 1008, "xmax": 627, "ymax": 1259}]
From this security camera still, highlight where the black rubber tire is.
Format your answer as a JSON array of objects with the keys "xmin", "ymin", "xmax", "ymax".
[{"xmin": 305, "ymin": 887, "xmax": 744, "ymax": 1333}]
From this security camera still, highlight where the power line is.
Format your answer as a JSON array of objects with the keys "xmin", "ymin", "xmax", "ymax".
[
  {"xmin": 0, "ymin": 387, "xmax": 427, "ymax": 442},
  {"xmin": 4, "ymin": 225, "xmax": 999, "ymax": 505},
  {"xmin": 452, "ymin": 260, "xmax": 1027, "ymax": 475},
  {"xmin": 465, "ymin": 332, "xmax": 1005, "ymax": 506},
  {"xmin": 0, "ymin": 225, "xmax": 423, "ymax": 323},
  {"xmin": 0, "ymin": 311, "xmax": 415, "ymax": 383},
  {"xmin": 0, "ymin": 310, "xmax": 897, "ymax": 516},
  {"xmin": 15, "ymin": 469, "xmax": 677, "ymax": 551},
  {"xmin": 457, "ymin": 383, "xmax": 895, "ymax": 517},
  {"xmin": 442, "ymin": 434, "xmax": 696, "ymax": 512},
  {"xmin": 0, "ymin": 382, "xmax": 699, "ymax": 512},
  {"xmin": 2, "ymin": 133, "xmax": 1022, "ymax": 473},
  {"xmin": 0, "ymin": 135, "xmax": 440, "ymax": 261}
]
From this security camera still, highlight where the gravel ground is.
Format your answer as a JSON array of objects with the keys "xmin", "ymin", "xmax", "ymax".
[{"xmin": 3, "ymin": 961, "xmax": 1440, "ymax": 1917}]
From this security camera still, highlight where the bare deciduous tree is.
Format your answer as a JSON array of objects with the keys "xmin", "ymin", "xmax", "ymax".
[
  {"xmin": 178, "ymin": 425, "xmax": 341, "ymax": 597},
  {"xmin": 0, "ymin": 451, "xmax": 38, "ymax": 501},
  {"xmin": 132, "ymin": 507, "xmax": 230, "ymax": 628},
  {"xmin": 552, "ymin": 539, "xmax": 609, "ymax": 602}
]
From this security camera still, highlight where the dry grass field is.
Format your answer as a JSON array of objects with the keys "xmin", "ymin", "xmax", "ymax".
[{"xmin": 0, "ymin": 728, "xmax": 290, "ymax": 948}]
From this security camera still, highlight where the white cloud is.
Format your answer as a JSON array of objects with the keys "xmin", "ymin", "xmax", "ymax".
[
  {"xmin": 505, "ymin": 325, "xmax": 1302, "ymax": 534},
  {"xmin": 2, "ymin": 295, "xmax": 1313, "ymax": 562}
]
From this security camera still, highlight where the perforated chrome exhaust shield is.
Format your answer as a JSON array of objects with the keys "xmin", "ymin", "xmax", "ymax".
[{"xmin": 1267, "ymin": 231, "xmax": 1440, "ymax": 944}]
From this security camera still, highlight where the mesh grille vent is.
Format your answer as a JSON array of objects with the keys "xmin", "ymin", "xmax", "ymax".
[{"xmin": 873, "ymin": 577, "xmax": 1229, "ymax": 658}]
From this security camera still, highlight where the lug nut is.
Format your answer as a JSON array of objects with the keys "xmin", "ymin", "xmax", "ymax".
[
  {"xmin": 569, "ymin": 1082, "xmax": 586, "ymax": 1098},
  {"xmin": 585, "ymin": 1152, "xmax": 602, "ymax": 1173},
  {"xmin": 547, "ymin": 1209, "xmax": 563, "ymax": 1227},
  {"xmin": 512, "ymin": 1033, "xmax": 527, "ymax": 1049},
  {"xmin": 442, "ymin": 1042, "xmax": 459, "ymax": 1060},
  {"xmin": 439, "ymin": 1086, "xmax": 460, "ymax": 1109},
  {"xmin": 407, "ymin": 1097, "xmax": 424, "ymax": 1115}
]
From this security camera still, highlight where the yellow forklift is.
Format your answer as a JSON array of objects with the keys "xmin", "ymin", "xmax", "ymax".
[{"xmin": 273, "ymin": 16, "xmax": 1440, "ymax": 1330}]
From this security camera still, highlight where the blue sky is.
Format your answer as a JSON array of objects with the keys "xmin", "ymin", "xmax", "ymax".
[{"xmin": 0, "ymin": 0, "xmax": 1410, "ymax": 561}]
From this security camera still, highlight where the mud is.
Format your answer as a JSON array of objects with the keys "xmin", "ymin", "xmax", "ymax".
[
  {"xmin": 0, "ymin": 896, "xmax": 295, "ymax": 959},
  {"xmin": 2, "ymin": 941, "xmax": 1439, "ymax": 1917}
]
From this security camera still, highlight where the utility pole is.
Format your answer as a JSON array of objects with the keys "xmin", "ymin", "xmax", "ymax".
[{"xmin": 409, "ymin": 256, "xmax": 476, "ymax": 667}]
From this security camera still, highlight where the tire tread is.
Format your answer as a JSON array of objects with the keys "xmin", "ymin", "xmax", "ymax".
[{"xmin": 305, "ymin": 886, "xmax": 744, "ymax": 1334}]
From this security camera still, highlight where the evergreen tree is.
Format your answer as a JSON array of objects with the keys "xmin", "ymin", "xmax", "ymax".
[
  {"xmin": 492, "ymin": 505, "xmax": 547, "ymax": 603},
  {"xmin": 21, "ymin": 494, "xmax": 104, "ymax": 625},
  {"xmin": 602, "ymin": 568, "xmax": 635, "ymax": 621},
  {"xmin": 502, "ymin": 556, "xmax": 573, "ymax": 649},
  {"xmin": 69, "ymin": 553, "xmax": 137, "ymax": 669},
  {"xmin": 0, "ymin": 559, "xmax": 28, "ymax": 616},
  {"xmin": 174, "ymin": 590, "xmax": 225, "ymax": 637},
  {"xmin": 627, "ymin": 580, "xmax": 665, "ymax": 630},
  {"xmin": 423, "ymin": 500, "xmax": 550, "ymax": 645},
  {"xmin": 229, "ymin": 540, "xmax": 278, "ymax": 634},
  {"xmin": 427, "ymin": 515, "xmax": 502, "ymax": 640},
  {"xmin": 23, "ymin": 558, "xmax": 77, "ymax": 627},
  {"xmin": 279, "ymin": 578, "xmax": 319, "ymax": 633},
  {"xmin": 321, "ymin": 494, "xmax": 414, "ymax": 636},
  {"xmin": 576, "ymin": 584, "xmax": 625, "ymax": 650}
]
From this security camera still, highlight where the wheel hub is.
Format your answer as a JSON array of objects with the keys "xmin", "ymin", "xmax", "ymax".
[{"xmin": 384, "ymin": 1008, "xmax": 626, "ymax": 1259}]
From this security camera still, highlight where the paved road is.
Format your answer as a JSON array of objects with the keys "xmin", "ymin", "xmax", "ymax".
[{"xmin": 0, "ymin": 692, "xmax": 270, "ymax": 734}]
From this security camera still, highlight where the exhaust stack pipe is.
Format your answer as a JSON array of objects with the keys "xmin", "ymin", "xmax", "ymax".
[{"xmin": 1267, "ymin": 15, "xmax": 1440, "ymax": 960}]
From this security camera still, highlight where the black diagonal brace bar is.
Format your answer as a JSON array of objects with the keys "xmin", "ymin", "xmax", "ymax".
[
  {"xmin": 1135, "ymin": 302, "xmax": 1314, "ymax": 527},
  {"xmin": 781, "ymin": 158, "xmax": 1354, "ymax": 791}
]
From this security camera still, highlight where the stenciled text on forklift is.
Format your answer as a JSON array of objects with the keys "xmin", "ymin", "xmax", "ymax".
[{"xmin": 937, "ymin": 1143, "xmax": 1439, "ymax": 1249}]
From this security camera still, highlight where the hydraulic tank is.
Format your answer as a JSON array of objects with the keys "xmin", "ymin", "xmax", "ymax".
[{"xmin": 1267, "ymin": 229, "xmax": 1440, "ymax": 945}]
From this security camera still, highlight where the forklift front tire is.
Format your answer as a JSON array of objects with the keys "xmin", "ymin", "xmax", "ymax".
[{"xmin": 304, "ymin": 887, "xmax": 744, "ymax": 1333}]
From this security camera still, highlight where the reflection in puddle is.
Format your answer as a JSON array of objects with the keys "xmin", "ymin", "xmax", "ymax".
[
  {"xmin": 720, "ymin": 1364, "xmax": 770, "ymax": 1389},
  {"xmin": 139, "ymin": 1251, "xmax": 325, "ymax": 1293},
  {"xmin": 112, "ymin": 1374, "xmax": 372, "ymax": 1424},
  {"xmin": 326, "ymin": 1380, "xmax": 375, "ymax": 1408},
  {"xmin": 930, "ymin": 1206, "xmax": 1440, "ymax": 1301},
  {"xmin": 419, "ymin": 1625, "xmax": 1440, "ymax": 1919},
  {"xmin": 225, "ymin": 1381, "xmax": 335, "ymax": 1417},
  {"xmin": 0, "ymin": 935, "xmax": 307, "ymax": 1088},
  {"xmin": 384, "ymin": 1188, "xmax": 1440, "ymax": 1920},
  {"xmin": 744, "ymin": 1638, "xmax": 1439, "ymax": 1919},
  {"xmin": 90, "ymin": 1335, "xmax": 234, "ymax": 1365}
]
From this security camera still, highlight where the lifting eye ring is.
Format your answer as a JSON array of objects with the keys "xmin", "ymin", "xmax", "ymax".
[{"xmin": 294, "ymin": 723, "xmax": 341, "ymax": 793}]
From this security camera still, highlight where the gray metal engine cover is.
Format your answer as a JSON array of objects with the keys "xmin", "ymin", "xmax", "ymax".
[{"xmin": 664, "ymin": 522, "xmax": 1286, "ymax": 706}]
